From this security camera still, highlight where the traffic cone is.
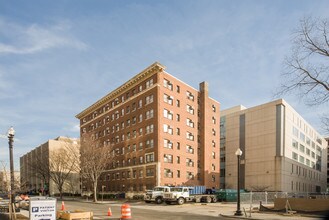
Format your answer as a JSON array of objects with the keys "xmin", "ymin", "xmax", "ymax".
[
  {"xmin": 120, "ymin": 203, "xmax": 131, "ymax": 219},
  {"xmin": 107, "ymin": 207, "xmax": 112, "ymax": 216},
  {"xmin": 61, "ymin": 201, "xmax": 65, "ymax": 211}
]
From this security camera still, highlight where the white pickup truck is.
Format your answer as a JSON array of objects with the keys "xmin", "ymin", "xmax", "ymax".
[
  {"xmin": 144, "ymin": 186, "xmax": 171, "ymax": 204},
  {"xmin": 163, "ymin": 186, "xmax": 217, "ymax": 205}
]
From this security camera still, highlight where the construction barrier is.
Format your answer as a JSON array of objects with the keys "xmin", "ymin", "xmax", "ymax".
[{"xmin": 120, "ymin": 203, "xmax": 131, "ymax": 219}]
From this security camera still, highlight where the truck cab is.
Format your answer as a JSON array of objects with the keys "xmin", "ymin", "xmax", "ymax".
[
  {"xmin": 163, "ymin": 186, "xmax": 193, "ymax": 205},
  {"xmin": 144, "ymin": 186, "xmax": 171, "ymax": 204}
]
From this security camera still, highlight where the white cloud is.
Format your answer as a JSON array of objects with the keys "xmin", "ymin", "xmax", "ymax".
[{"xmin": 0, "ymin": 19, "xmax": 87, "ymax": 54}]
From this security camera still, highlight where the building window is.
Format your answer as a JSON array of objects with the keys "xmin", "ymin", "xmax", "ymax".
[
  {"xmin": 186, "ymin": 145, "xmax": 194, "ymax": 154},
  {"xmin": 139, "ymin": 142, "xmax": 143, "ymax": 150},
  {"xmin": 164, "ymin": 109, "xmax": 173, "ymax": 120},
  {"xmin": 164, "ymin": 79, "xmax": 173, "ymax": 90},
  {"xmin": 212, "ymin": 152, "xmax": 216, "ymax": 159},
  {"xmin": 164, "ymin": 124, "xmax": 173, "ymax": 134},
  {"xmin": 186, "ymin": 118, "xmax": 194, "ymax": 128},
  {"xmin": 186, "ymin": 91, "xmax": 194, "ymax": 101},
  {"xmin": 186, "ymin": 104, "xmax": 194, "ymax": 114},
  {"xmin": 164, "ymin": 154, "xmax": 173, "ymax": 163},
  {"xmin": 164, "ymin": 169, "xmax": 173, "ymax": 178},
  {"xmin": 146, "ymin": 124, "xmax": 154, "ymax": 134},
  {"xmin": 212, "ymin": 117, "xmax": 216, "ymax": 124},
  {"xmin": 292, "ymin": 139, "xmax": 298, "ymax": 149},
  {"xmin": 146, "ymin": 78, "xmax": 154, "ymax": 88},
  {"xmin": 164, "ymin": 139, "xmax": 173, "ymax": 149},
  {"xmin": 146, "ymin": 139, "xmax": 154, "ymax": 148},
  {"xmin": 139, "ymin": 114, "xmax": 143, "ymax": 122},
  {"xmin": 292, "ymin": 152, "xmax": 298, "ymax": 160},
  {"xmin": 212, "ymin": 105, "xmax": 216, "ymax": 112},
  {"xmin": 186, "ymin": 171, "xmax": 194, "ymax": 180},
  {"xmin": 186, "ymin": 132, "xmax": 194, "ymax": 141},
  {"xmin": 176, "ymin": 156, "xmax": 180, "ymax": 164},
  {"xmin": 176, "ymin": 114, "xmax": 180, "ymax": 121},
  {"xmin": 146, "ymin": 95, "xmax": 154, "ymax": 105},
  {"xmin": 186, "ymin": 158, "xmax": 194, "ymax": 167},
  {"xmin": 176, "ymin": 128, "xmax": 180, "ymax": 135},
  {"xmin": 300, "ymin": 144, "xmax": 305, "ymax": 153},
  {"xmin": 146, "ymin": 168, "xmax": 154, "ymax": 177},
  {"xmin": 176, "ymin": 85, "xmax": 180, "ymax": 93},
  {"xmin": 299, "ymin": 155, "xmax": 305, "ymax": 164},
  {"xmin": 164, "ymin": 94, "xmax": 173, "ymax": 105},
  {"xmin": 176, "ymin": 99, "xmax": 180, "ymax": 107},
  {"xmin": 146, "ymin": 109, "xmax": 154, "ymax": 119},
  {"xmin": 293, "ymin": 127, "xmax": 299, "ymax": 137},
  {"xmin": 177, "ymin": 170, "xmax": 180, "ymax": 178},
  {"xmin": 138, "ymin": 99, "xmax": 143, "ymax": 108},
  {"xmin": 145, "ymin": 153, "xmax": 154, "ymax": 163}
]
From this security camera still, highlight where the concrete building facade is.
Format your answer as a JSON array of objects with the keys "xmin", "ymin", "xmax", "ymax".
[
  {"xmin": 221, "ymin": 99, "xmax": 327, "ymax": 193},
  {"xmin": 20, "ymin": 136, "xmax": 80, "ymax": 196},
  {"xmin": 76, "ymin": 62, "xmax": 220, "ymax": 193}
]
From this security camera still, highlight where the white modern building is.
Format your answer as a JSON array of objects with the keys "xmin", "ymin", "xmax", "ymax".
[{"xmin": 220, "ymin": 99, "xmax": 327, "ymax": 193}]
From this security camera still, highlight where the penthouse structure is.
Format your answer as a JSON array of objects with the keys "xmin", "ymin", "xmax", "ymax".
[
  {"xmin": 220, "ymin": 99, "xmax": 327, "ymax": 193},
  {"xmin": 76, "ymin": 62, "xmax": 220, "ymax": 193}
]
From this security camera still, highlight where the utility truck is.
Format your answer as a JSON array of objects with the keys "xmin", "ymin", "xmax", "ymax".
[
  {"xmin": 144, "ymin": 186, "xmax": 172, "ymax": 204},
  {"xmin": 163, "ymin": 186, "xmax": 217, "ymax": 205}
]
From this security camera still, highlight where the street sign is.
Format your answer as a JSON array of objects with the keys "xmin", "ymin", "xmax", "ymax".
[{"xmin": 29, "ymin": 197, "xmax": 57, "ymax": 220}]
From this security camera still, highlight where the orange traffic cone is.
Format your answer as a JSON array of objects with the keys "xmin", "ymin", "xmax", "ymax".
[
  {"xmin": 120, "ymin": 203, "xmax": 131, "ymax": 219},
  {"xmin": 107, "ymin": 207, "xmax": 112, "ymax": 216},
  {"xmin": 61, "ymin": 201, "xmax": 65, "ymax": 211}
]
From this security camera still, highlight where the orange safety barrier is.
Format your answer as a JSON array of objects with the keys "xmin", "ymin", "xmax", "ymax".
[
  {"xmin": 61, "ymin": 201, "xmax": 65, "ymax": 211},
  {"xmin": 120, "ymin": 203, "xmax": 131, "ymax": 219},
  {"xmin": 107, "ymin": 207, "xmax": 112, "ymax": 216}
]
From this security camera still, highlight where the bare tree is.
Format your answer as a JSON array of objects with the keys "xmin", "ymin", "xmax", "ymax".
[
  {"xmin": 277, "ymin": 17, "xmax": 329, "ymax": 105},
  {"xmin": 276, "ymin": 17, "xmax": 329, "ymax": 133},
  {"xmin": 27, "ymin": 138, "xmax": 80, "ymax": 199},
  {"xmin": 48, "ymin": 139, "xmax": 80, "ymax": 199},
  {"xmin": 80, "ymin": 133, "xmax": 111, "ymax": 202}
]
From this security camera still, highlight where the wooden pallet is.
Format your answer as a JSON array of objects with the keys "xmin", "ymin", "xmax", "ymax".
[{"xmin": 57, "ymin": 211, "xmax": 93, "ymax": 220}]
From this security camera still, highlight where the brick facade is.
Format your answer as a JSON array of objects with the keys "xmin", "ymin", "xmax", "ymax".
[{"xmin": 76, "ymin": 62, "xmax": 220, "ymax": 193}]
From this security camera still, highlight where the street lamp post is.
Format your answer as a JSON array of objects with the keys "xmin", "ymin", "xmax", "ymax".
[
  {"xmin": 7, "ymin": 127, "xmax": 15, "ymax": 205},
  {"xmin": 234, "ymin": 148, "xmax": 243, "ymax": 216}
]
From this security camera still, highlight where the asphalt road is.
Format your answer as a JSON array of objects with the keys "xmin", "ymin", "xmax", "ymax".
[{"xmin": 57, "ymin": 200, "xmax": 232, "ymax": 220}]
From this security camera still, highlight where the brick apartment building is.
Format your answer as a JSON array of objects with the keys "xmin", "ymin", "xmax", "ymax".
[{"xmin": 76, "ymin": 62, "xmax": 220, "ymax": 193}]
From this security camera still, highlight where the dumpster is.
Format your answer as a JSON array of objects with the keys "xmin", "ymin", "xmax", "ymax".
[{"xmin": 216, "ymin": 189, "xmax": 246, "ymax": 202}]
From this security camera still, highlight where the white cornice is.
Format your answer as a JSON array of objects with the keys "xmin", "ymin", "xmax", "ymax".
[{"xmin": 76, "ymin": 62, "xmax": 166, "ymax": 119}]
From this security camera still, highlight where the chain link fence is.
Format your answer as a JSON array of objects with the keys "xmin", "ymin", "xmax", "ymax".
[{"xmin": 240, "ymin": 192, "xmax": 329, "ymax": 205}]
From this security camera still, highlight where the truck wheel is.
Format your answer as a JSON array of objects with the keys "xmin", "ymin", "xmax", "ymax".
[
  {"xmin": 212, "ymin": 197, "xmax": 218, "ymax": 203},
  {"xmin": 165, "ymin": 201, "xmax": 171, "ymax": 205},
  {"xmin": 155, "ymin": 197, "xmax": 163, "ymax": 204},
  {"xmin": 145, "ymin": 201, "xmax": 151, "ymax": 203},
  {"xmin": 206, "ymin": 196, "xmax": 212, "ymax": 203},
  {"xmin": 177, "ymin": 197, "xmax": 185, "ymax": 205}
]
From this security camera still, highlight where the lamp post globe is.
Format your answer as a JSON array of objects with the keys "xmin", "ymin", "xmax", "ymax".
[
  {"xmin": 234, "ymin": 147, "xmax": 243, "ymax": 216},
  {"xmin": 7, "ymin": 126, "xmax": 15, "ymax": 205}
]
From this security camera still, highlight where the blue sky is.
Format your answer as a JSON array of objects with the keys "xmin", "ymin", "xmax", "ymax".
[{"xmin": 0, "ymin": 0, "xmax": 328, "ymax": 169}]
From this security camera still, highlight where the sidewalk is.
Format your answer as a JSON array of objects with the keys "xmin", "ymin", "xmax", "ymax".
[{"xmin": 218, "ymin": 203, "xmax": 326, "ymax": 220}]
